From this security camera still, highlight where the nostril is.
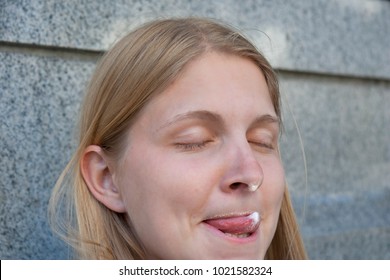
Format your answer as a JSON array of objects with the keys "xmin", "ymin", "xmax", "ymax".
[
  {"xmin": 228, "ymin": 181, "xmax": 261, "ymax": 192},
  {"xmin": 230, "ymin": 182, "xmax": 243, "ymax": 190}
]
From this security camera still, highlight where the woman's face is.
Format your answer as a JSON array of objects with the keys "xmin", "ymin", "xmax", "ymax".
[{"xmin": 114, "ymin": 52, "xmax": 285, "ymax": 259}]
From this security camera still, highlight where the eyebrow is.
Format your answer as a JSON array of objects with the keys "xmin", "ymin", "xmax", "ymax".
[
  {"xmin": 157, "ymin": 110, "xmax": 280, "ymax": 132},
  {"xmin": 249, "ymin": 114, "xmax": 280, "ymax": 129},
  {"xmin": 156, "ymin": 110, "xmax": 224, "ymax": 132}
]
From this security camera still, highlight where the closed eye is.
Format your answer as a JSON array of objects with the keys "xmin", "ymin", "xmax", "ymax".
[
  {"xmin": 249, "ymin": 140, "xmax": 275, "ymax": 151},
  {"xmin": 174, "ymin": 140, "xmax": 214, "ymax": 152}
]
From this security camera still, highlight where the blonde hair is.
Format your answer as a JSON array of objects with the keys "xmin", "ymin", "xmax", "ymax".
[{"xmin": 49, "ymin": 17, "xmax": 306, "ymax": 259}]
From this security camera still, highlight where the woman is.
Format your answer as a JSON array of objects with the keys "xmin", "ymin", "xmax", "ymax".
[{"xmin": 49, "ymin": 17, "xmax": 306, "ymax": 259}]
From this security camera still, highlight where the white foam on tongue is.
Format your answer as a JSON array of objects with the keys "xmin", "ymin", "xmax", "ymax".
[{"xmin": 248, "ymin": 212, "xmax": 260, "ymax": 225}]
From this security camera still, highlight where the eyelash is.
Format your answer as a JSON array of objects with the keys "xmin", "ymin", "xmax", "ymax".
[
  {"xmin": 175, "ymin": 141, "xmax": 211, "ymax": 151},
  {"xmin": 249, "ymin": 141, "xmax": 275, "ymax": 150},
  {"xmin": 175, "ymin": 140, "xmax": 274, "ymax": 152}
]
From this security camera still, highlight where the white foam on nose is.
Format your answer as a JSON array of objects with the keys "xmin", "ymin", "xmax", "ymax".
[{"xmin": 248, "ymin": 183, "xmax": 260, "ymax": 192}]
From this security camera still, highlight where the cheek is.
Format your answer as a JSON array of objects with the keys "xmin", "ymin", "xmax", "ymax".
[
  {"xmin": 261, "ymin": 158, "xmax": 285, "ymax": 213},
  {"xmin": 157, "ymin": 156, "xmax": 221, "ymax": 214},
  {"xmin": 117, "ymin": 148, "xmax": 217, "ymax": 222}
]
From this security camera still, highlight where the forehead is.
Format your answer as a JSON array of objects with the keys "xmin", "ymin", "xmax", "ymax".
[{"xmin": 135, "ymin": 52, "xmax": 276, "ymax": 128}]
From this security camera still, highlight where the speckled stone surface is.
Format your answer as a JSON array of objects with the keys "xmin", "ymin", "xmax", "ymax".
[
  {"xmin": 0, "ymin": 51, "xmax": 96, "ymax": 259},
  {"xmin": 290, "ymin": 193, "xmax": 390, "ymax": 260},
  {"xmin": 1, "ymin": 0, "xmax": 390, "ymax": 259},
  {"xmin": 279, "ymin": 73, "xmax": 390, "ymax": 259},
  {"xmin": 1, "ymin": 0, "xmax": 390, "ymax": 79},
  {"xmin": 292, "ymin": 191, "xmax": 390, "ymax": 259},
  {"xmin": 279, "ymin": 73, "xmax": 390, "ymax": 195}
]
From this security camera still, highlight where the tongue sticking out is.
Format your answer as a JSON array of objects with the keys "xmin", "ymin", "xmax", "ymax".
[{"xmin": 204, "ymin": 212, "xmax": 260, "ymax": 234}]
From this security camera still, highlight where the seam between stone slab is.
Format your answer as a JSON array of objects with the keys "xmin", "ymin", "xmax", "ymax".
[
  {"xmin": 0, "ymin": 41, "xmax": 103, "ymax": 62},
  {"xmin": 2, "ymin": 40, "xmax": 390, "ymax": 84},
  {"xmin": 302, "ymin": 226, "xmax": 390, "ymax": 239},
  {"xmin": 276, "ymin": 68, "xmax": 390, "ymax": 84}
]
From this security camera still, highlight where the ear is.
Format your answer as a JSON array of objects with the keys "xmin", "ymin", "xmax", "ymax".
[{"xmin": 81, "ymin": 145, "xmax": 126, "ymax": 213}]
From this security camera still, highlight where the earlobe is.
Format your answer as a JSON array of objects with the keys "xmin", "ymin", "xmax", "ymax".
[{"xmin": 81, "ymin": 145, "xmax": 126, "ymax": 213}]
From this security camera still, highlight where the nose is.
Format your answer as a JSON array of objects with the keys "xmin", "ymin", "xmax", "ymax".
[{"xmin": 220, "ymin": 140, "xmax": 264, "ymax": 193}]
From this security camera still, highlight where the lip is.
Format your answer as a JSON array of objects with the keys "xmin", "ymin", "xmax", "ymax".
[
  {"xmin": 201, "ymin": 221, "xmax": 259, "ymax": 244},
  {"xmin": 201, "ymin": 211, "xmax": 260, "ymax": 244},
  {"xmin": 203, "ymin": 211, "xmax": 255, "ymax": 220}
]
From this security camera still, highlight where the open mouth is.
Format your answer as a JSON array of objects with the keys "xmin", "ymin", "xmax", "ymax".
[{"xmin": 203, "ymin": 212, "xmax": 260, "ymax": 239}]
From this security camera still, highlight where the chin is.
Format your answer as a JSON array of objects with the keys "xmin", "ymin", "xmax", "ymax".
[{"xmin": 197, "ymin": 249, "xmax": 264, "ymax": 260}]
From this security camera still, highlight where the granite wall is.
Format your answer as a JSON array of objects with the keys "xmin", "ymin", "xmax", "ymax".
[{"xmin": 1, "ymin": 0, "xmax": 389, "ymax": 259}]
